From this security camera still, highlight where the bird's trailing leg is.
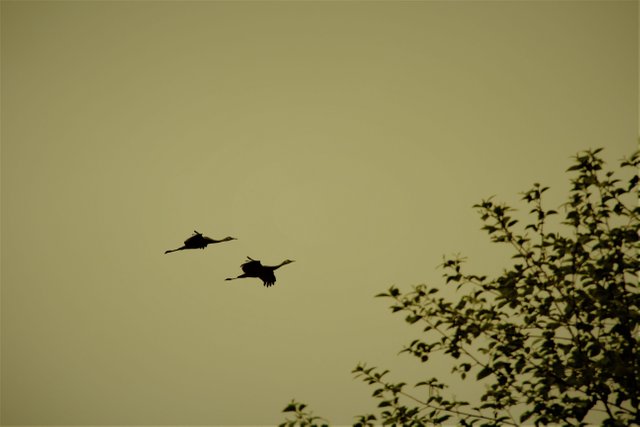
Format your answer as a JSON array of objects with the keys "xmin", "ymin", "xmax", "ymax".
[
  {"xmin": 225, "ymin": 274, "xmax": 250, "ymax": 281},
  {"xmin": 164, "ymin": 246, "xmax": 187, "ymax": 254}
]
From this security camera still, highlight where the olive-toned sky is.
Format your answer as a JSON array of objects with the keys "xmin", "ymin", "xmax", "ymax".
[{"xmin": 1, "ymin": 1, "xmax": 637, "ymax": 425}]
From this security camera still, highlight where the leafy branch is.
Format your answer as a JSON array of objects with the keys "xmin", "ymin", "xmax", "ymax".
[
  {"xmin": 279, "ymin": 400, "xmax": 329, "ymax": 427},
  {"xmin": 280, "ymin": 147, "xmax": 640, "ymax": 426}
]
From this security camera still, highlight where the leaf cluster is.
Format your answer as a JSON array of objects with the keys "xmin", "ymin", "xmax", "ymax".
[
  {"xmin": 280, "ymin": 148, "xmax": 640, "ymax": 426},
  {"xmin": 279, "ymin": 399, "xmax": 329, "ymax": 427}
]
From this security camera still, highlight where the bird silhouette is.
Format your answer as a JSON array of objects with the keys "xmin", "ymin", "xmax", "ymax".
[
  {"xmin": 164, "ymin": 230, "xmax": 236, "ymax": 254},
  {"xmin": 225, "ymin": 256, "xmax": 295, "ymax": 287}
]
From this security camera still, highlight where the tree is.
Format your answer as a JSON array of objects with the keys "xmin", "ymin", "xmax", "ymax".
[{"xmin": 280, "ymin": 148, "xmax": 640, "ymax": 426}]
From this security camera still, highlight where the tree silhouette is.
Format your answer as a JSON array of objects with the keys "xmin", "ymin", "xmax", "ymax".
[{"xmin": 280, "ymin": 148, "xmax": 639, "ymax": 426}]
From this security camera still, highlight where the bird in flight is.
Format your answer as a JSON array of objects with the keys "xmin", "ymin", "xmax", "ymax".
[
  {"xmin": 226, "ymin": 256, "xmax": 295, "ymax": 287},
  {"xmin": 164, "ymin": 230, "xmax": 236, "ymax": 254}
]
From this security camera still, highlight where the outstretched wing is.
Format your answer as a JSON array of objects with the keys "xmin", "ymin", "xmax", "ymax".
[
  {"xmin": 241, "ymin": 258, "xmax": 262, "ymax": 275},
  {"xmin": 184, "ymin": 232, "xmax": 204, "ymax": 246},
  {"xmin": 259, "ymin": 270, "xmax": 276, "ymax": 287}
]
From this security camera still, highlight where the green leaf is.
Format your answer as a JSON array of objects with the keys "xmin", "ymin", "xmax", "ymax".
[
  {"xmin": 405, "ymin": 314, "xmax": 421, "ymax": 324},
  {"xmin": 283, "ymin": 403, "xmax": 297, "ymax": 413},
  {"xmin": 476, "ymin": 366, "xmax": 492, "ymax": 380}
]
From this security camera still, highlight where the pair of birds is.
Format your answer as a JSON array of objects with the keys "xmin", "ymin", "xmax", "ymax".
[{"xmin": 164, "ymin": 231, "xmax": 294, "ymax": 288}]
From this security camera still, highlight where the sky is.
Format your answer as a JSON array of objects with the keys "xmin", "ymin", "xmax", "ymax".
[{"xmin": 1, "ymin": 1, "xmax": 637, "ymax": 425}]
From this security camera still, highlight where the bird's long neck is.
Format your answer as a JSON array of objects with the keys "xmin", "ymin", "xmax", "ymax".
[
  {"xmin": 272, "ymin": 261, "xmax": 288, "ymax": 270},
  {"xmin": 204, "ymin": 237, "xmax": 232, "ymax": 244},
  {"xmin": 203, "ymin": 236, "xmax": 227, "ymax": 245}
]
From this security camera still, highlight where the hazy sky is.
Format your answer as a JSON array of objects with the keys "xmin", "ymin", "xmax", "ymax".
[{"xmin": 1, "ymin": 1, "xmax": 637, "ymax": 425}]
